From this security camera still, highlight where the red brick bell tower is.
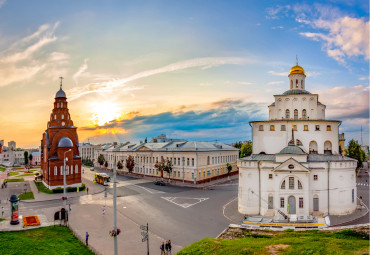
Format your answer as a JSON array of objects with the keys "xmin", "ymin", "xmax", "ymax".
[{"xmin": 40, "ymin": 77, "xmax": 82, "ymax": 189}]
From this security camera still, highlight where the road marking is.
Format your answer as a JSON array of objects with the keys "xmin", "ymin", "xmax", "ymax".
[
  {"xmin": 161, "ymin": 197, "xmax": 209, "ymax": 208},
  {"xmin": 222, "ymin": 197, "xmax": 238, "ymax": 223},
  {"xmin": 133, "ymin": 185, "xmax": 164, "ymax": 194}
]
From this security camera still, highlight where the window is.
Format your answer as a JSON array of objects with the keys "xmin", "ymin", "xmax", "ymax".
[
  {"xmin": 61, "ymin": 102, "xmax": 63, "ymax": 108},
  {"xmin": 352, "ymin": 189, "xmax": 354, "ymax": 203},
  {"xmin": 75, "ymin": 165, "xmax": 78, "ymax": 174},
  {"xmin": 259, "ymin": 125, "xmax": 264, "ymax": 131},
  {"xmin": 178, "ymin": 158, "xmax": 180, "ymax": 165},
  {"xmin": 327, "ymin": 125, "xmax": 331, "ymax": 131},
  {"xmin": 290, "ymin": 80, "xmax": 293, "ymax": 89},
  {"xmin": 187, "ymin": 158, "xmax": 189, "ymax": 166},
  {"xmin": 292, "ymin": 125, "xmax": 297, "ymax": 131},
  {"xmin": 302, "ymin": 109, "xmax": 307, "ymax": 119},
  {"xmin": 270, "ymin": 125, "xmax": 275, "ymax": 131},
  {"xmin": 54, "ymin": 166, "xmax": 57, "ymax": 176},
  {"xmin": 57, "ymin": 103, "xmax": 60, "ymax": 108},
  {"xmin": 289, "ymin": 177, "xmax": 294, "ymax": 189},
  {"xmin": 304, "ymin": 125, "xmax": 308, "ymax": 131},
  {"xmin": 66, "ymin": 165, "xmax": 69, "ymax": 175},
  {"xmin": 281, "ymin": 125, "xmax": 286, "ymax": 131},
  {"xmin": 281, "ymin": 180, "xmax": 286, "ymax": 189},
  {"xmin": 192, "ymin": 173, "xmax": 194, "ymax": 179},
  {"xmin": 269, "ymin": 174, "xmax": 273, "ymax": 179},
  {"xmin": 70, "ymin": 165, "xmax": 73, "ymax": 175},
  {"xmin": 299, "ymin": 197, "xmax": 304, "ymax": 208},
  {"xmin": 294, "ymin": 109, "xmax": 298, "ymax": 120},
  {"xmin": 314, "ymin": 175, "xmax": 318, "ymax": 180},
  {"xmin": 60, "ymin": 166, "xmax": 64, "ymax": 175},
  {"xmin": 296, "ymin": 79, "xmax": 298, "ymax": 88},
  {"xmin": 315, "ymin": 125, "xmax": 320, "ymax": 131},
  {"xmin": 280, "ymin": 198, "xmax": 285, "ymax": 208},
  {"xmin": 298, "ymin": 180, "xmax": 302, "ymax": 189},
  {"xmin": 285, "ymin": 109, "xmax": 290, "ymax": 119},
  {"xmin": 192, "ymin": 158, "xmax": 194, "ymax": 166}
]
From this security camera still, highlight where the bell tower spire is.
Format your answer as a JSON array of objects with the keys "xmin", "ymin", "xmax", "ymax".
[{"xmin": 59, "ymin": 76, "xmax": 64, "ymax": 90}]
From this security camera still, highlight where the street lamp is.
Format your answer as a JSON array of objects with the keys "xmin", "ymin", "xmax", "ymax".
[
  {"xmin": 63, "ymin": 149, "xmax": 72, "ymax": 209},
  {"xmin": 182, "ymin": 157, "xmax": 185, "ymax": 183}
]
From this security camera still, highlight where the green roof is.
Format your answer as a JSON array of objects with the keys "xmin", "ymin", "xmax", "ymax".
[{"xmin": 278, "ymin": 146, "xmax": 306, "ymax": 155}]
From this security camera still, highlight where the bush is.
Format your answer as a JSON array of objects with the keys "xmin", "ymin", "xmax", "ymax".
[
  {"xmin": 53, "ymin": 184, "xmax": 86, "ymax": 193},
  {"xmin": 52, "ymin": 188, "xmax": 63, "ymax": 193}
]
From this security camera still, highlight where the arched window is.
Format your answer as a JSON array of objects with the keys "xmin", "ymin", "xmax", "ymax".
[
  {"xmin": 309, "ymin": 141, "xmax": 318, "ymax": 154},
  {"xmin": 290, "ymin": 80, "xmax": 293, "ymax": 89},
  {"xmin": 324, "ymin": 141, "xmax": 332, "ymax": 155},
  {"xmin": 66, "ymin": 165, "xmax": 69, "ymax": 175},
  {"xmin": 60, "ymin": 166, "xmax": 64, "ymax": 175},
  {"xmin": 296, "ymin": 79, "xmax": 298, "ymax": 88},
  {"xmin": 61, "ymin": 114, "xmax": 64, "ymax": 119},
  {"xmin": 281, "ymin": 180, "xmax": 286, "ymax": 189},
  {"xmin": 294, "ymin": 109, "xmax": 298, "ymax": 120},
  {"xmin": 285, "ymin": 109, "xmax": 290, "ymax": 119},
  {"xmin": 70, "ymin": 165, "xmax": 73, "ymax": 174},
  {"xmin": 57, "ymin": 103, "xmax": 59, "ymax": 108},
  {"xmin": 302, "ymin": 109, "xmax": 307, "ymax": 119},
  {"xmin": 301, "ymin": 80, "xmax": 303, "ymax": 88},
  {"xmin": 298, "ymin": 180, "xmax": 302, "ymax": 189},
  {"xmin": 54, "ymin": 166, "xmax": 57, "ymax": 176},
  {"xmin": 75, "ymin": 164, "xmax": 78, "ymax": 174},
  {"xmin": 61, "ymin": 102, "xmax": 63, "ymax": 108}
]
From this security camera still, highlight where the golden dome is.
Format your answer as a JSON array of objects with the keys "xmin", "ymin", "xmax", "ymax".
[{"xmin": 289, "ymin": 64, "xmax": 305, "ymax": 75}]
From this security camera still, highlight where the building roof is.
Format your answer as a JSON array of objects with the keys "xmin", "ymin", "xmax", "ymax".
[
  {"xmin": 31, "ymin": 152, "xmax": 41, "ymax": 156},
  {"xmin": 278, "ymin": 145, "xmax": 306, "ymax": 155},
  {"xmin": 240, "ymin": 154, "xmax": 276, "ymax": 161},
  {"xmin": 282, "ymin": 89, "xmax": 311, "ymax": 95},
  {"xmin": 289, "ymin": 64, "xmax": 305, "ymax": 75},
  {"xmin": 58, "ymin": 137, "xmax": 73, "ymax": 148},
  {"xmin": 55, "ymin": 88, "xmax": 66, "ymax": 98},
  {"xmin": 307, "ymin": 154, "xmax": 357, "ymax": 162}
]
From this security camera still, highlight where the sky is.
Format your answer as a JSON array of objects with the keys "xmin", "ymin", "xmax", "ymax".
[{"xmin": 0, "ymin": 0, "xmax": 368, "ymax": 148}]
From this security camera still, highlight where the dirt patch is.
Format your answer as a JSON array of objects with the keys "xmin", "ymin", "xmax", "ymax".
[{"xmin": 266, "ymin": 244, "xmax": 290, "ymax": 254}]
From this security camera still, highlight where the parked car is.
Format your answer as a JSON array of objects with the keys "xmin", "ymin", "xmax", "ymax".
[{"xmin": 154, "ymin": 180, "xmax": 165, "ymax": 186}]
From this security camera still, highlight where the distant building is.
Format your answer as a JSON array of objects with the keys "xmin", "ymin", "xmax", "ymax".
[
  {"xmin": 31, "ymin": 151, "xmax": 41, "ymax": 166},
  {"xmin": 79, "ymin": 143, "xmax": 100, "ymax": 162},
  {"xmin": 0, "ymin": 140, "xmax": 4, "ymax": 146},
  {"xmin": 40, "ymin": 81, "xmax": 82, "ymax": 189},
  {"xmin": 0, "ymin": 150, "xmax": 25, "ymax": 166},
  {"xmin": 94, "ymin": 140, "xmax": 239, "ymax": 184},
  {"xmin": 238, "ymin": 63, "xmax": 357, "ymax": 217},
  {"xmin": 8, "ymin": 141, "xmax": 16, "ymax": 150},
  {"xmin": 151, "ymin": 134, "xmax": 186, "ymax": 143}
]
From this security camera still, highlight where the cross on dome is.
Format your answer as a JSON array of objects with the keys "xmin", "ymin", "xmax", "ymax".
[{"xmin": 59, "ymin": 76, "xmax": 64, "ymax": 89}]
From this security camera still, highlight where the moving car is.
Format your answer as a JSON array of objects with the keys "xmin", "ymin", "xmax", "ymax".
[{"xmin": 154, "ymin": 180, "xmax": 165, "ymax": 186}]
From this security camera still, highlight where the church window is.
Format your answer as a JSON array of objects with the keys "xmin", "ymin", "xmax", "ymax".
[
  {"xmin": 314, "ymin": 175, "xmax": 318, "ymax": 180},
  {"xmin": 299, "ymin": 197, "xmax": 303, "ymax": 208},
  {"xmin": 75, "ymin": 165, "xmax": 78, "ymax": 173},
  {"xmin": 269, "ymin": 174, "xmax": 273, "ymax": 179},
  {"xmin": 352, "ymin": 189, "xmax": 354, "ymax": 203},
  {"xmin": 192, "ymin": 158, "xmax": 194, "ymax": 166},
  {"xmin": 280, "ymin": 198, "xmax": 285, "ymax": 208},
  {"xmin": 54, "ymin": 115, "xmax": 56, "ymax": 120},
  {"xmin": 259, "ymin": 125, "xmax": 264, "ymax": 131},
  {"xmin": 289, "ymin": 177, "xmax": 294, "ymax": 189},
  {"xmin": 294, "ymin": 109, "xmax": 298, "ymax": 120},
  {"xmin": 285, "ymin": 109, "xmax": 290, "ymax": 119},
  {"xmin": 187, "ymin": 158, "xmax": 189, "ymax": 166},
  {"xmin": 70, "ymin": 165, "xmax": 73, "ymax": 174},
  {"xmin": 57, "ymin": 103, "xmax": 60, "ymax": 108},
  {"xmin": 60, "ymin": 166, "xmax": 64, "ymax": 175},
  {"xmin": 281, "ymin": 180, "xmax": 286, "ymax": 189},
  {"xmin": 62, "ymin": 114, "xmax": 64, "ymax": 119},
  {"xmin": 298, "ymin": 180, "xmax": 302, "ymax": 189},
  {"xmin": 326, "ymin": 125, "xmax": 331, "ymax": 131},
  {"xmin": 304, "ymin": 125, "xmax": 308, "ymax": 131},
  {"xmin": 281, "ymin": 125, "xmax": 286, "ymax": 131},
  {"xmin": 292, "ymin": 125, "xmax": 297, "ymax": 131},
  {"xmin": 315, "ymin": 125, "xmax": 320, "ymax": 131},
  {"xmin": 61, "ymin": 102, "xmax": 63, "ymax": 108},
  {"xmin": 270, "ymin": 125, "xmax": 275, "ymax": 131},
  {"xmin": 54, "ymin": 166, "xmax": 57, "ymax": 176},
  {"xmin": 66, "ymin": 165, "xmax": 69, "ymax": 175},
  {"xmin": 301, "ymin": 80, "xmax": 303, "ymax": 88},
  {"xmin": 296, "ymin": 79, "xmax": 298, "ymax": 88},
  {"xmin": 302, "ymin": 109, "xmax": 307, "ymax": 119}
]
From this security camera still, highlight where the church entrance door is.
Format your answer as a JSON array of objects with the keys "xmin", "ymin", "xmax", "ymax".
[{"xmin": 288, "ymin": 196, "xmax": 296, "ymax": 214}]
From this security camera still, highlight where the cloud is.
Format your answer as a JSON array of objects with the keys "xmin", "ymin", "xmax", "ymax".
[
  {"xmin": 81, "ymin": 98, "xmax": 264, "ymax": 142},
  {"xmin": 0, "ymin": 0, "xmax": 5, "ymax": 8},
  {"xmin": 0, "ymin": 22, "xmax": 63, "ymax": 87},
  {"xmin": 267, "ymin": 81, "xmax": 284, "ymax": 85},
  {"xmin": 72, "ymin": 58, "xmax": 89, "ymax": 85},
  {"xmin": 238, "ymin": 81, "xmax": 254, "ymax": 85},
  {"xmin": 266, "ymin": 5, "xmax": 291, "ymax": 19},
  {"xmin": 359, "ymin": 76, "xmax": 370, "ymax": 81},
  {"xmin": 67, "ymin": 57, "xmax": 248, "ymax": 100},
  {"xmin": 268, "ymin": 70, "xmax": 288, "ymax": 76}
]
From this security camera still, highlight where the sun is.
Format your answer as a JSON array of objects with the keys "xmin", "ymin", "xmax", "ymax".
[{"xmin": 91, "ymin": 101, "xmax": 121, "ymax": 126}]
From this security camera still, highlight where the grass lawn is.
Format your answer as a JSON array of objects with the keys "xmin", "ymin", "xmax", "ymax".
[
  {"xmin": 177, "ymin": 229, "xmax": 370, "ymax": 255},
  {"xmin": 18, "ymin": 192, "xmax": 34, "ymax": 200},
  {"xmin": 9, "ymin": 172, "xmax": 19, "ymax": 176},
  {"xmin": 19, "ymin": 173, "xmax": 36, "ymax": 177},
  {"xmin": 0, "ymin": 226, "xmax": 94, "ymax": 255},
  {"xmin": 4, "ymin": 178, "xmax": 24, "ymax": 182},
  {"xmin": 0, "ymin": 218, "xmax": 4, "ymax": 222},
  {"xmin": 0, "ymin": 167, "xmax": 5, "ymax": 171},
  {"xmin": 34, "ymin": 181, "xmax": 53, "ymax": 194}
]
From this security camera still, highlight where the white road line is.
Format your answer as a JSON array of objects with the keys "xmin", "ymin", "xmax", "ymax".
[
  {"xmin": 161, "ymin": 197, "xmax": 209, "ymax": 208},
  {"xmin": 133, "ymin": 185, "xmax": 164, "ymax": 194},
  {"xmin": 222, "ymin": 197, "xmax": 238, "ymax": 223}
]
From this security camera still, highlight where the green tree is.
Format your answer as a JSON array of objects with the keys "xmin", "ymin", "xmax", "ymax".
[
  {"xmin": 145, "ymin": 137, "xmax": 148, "ymax": 143},
  {"xmin": 163, "ymin": 159, "xmax": 173, "ymax": 181},
  {"xmin": 24, "ymin": 151, "xmax": 29, "ymax": 165},
  {"xmin": 345, "ymin": 139, "xmax": 366, "ymax": 169},
  {"xmin": 104, "ymin": 161, "xmax": 108, "ymax": 168},
  {"xmin": 226, "ymin": 163, "xmax": 233, "ymax": 180},
  {"xmin": 98, "ymin": 154, "xmax": 105, "ymax": 167},
  {"xmin": 240, "ymin": 141, "xmax": 252, "ymax": 158},
  {"xmin": 154, "ymin": 157, "xmax": 165, "ymax": 179},
  {"xmin": 117, "ymin": 161, "xmax": 123, "ymax": 170},
  {"xmin": 232, "ymin": 142, "xmax": 242, "ymax": 149},
  {"xmin": 125, "ymin": 155, "xmax": 135, "ymax": 173},
  {"xmin": 28, "ymin": 153, "xmax": 33, "ymax": 164}
]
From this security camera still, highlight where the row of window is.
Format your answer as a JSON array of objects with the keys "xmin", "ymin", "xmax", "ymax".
[
  {"xmin": 280, "ymin": 178, "xmax": 303, "ymax": 189},
  {"xmin": 56, "ymin": 102, "xmax": 65, "ymax": 108},
  {"xmin": 259, "ymin": 124, "xmax": 332, "ymax": 131},
  {"xmin": 53, "ymin": 165, "xmax": 79, "ymax": 176},
  {"xmin": 280, "ymin": 197, "xmax": 304, "ymax": 208}
]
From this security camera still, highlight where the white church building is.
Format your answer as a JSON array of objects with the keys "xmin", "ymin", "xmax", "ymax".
[{"xmin": 238, "ymin": 63, "xmax": 357, "ymax": 217}]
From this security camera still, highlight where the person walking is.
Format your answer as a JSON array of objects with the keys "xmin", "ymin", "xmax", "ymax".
[
  {"xmin": 86, "ymin": 187, "xmax": 89, "ymax": 194},
  {"xmin": 1, "ymin": 207, "xmax": 4, "ymax": 217},
  {"xmin": 160, "ymin": 241, "xmax": 165, "ymax": 255},
  {"xmin": 168, "ymin": 240, "xmax": 172, "ymax": 255},
  {"xmin": 69, "ymin": 204, "xmax": 72, "ymax": 213},
  {"xmin": 102, "ymin": 205, "xmax": 106, "ymax": 215},
  {"xmin": 85, "ymin": 232, "xmax": 89, "ymax": 246},
  {"xmin": 165, "ymin": 241, "xmax": 169, "ymax": 254}
]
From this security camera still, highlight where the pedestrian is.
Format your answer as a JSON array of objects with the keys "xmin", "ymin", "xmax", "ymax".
[
  {"xmin": 366, "ymin": 180, "xmax": 368, "ymax": 185},
  {"xmin": 86, "ymin": 187, "xmax": 89, "ymax": 194},
  {"xmin": 1, "ymin": 207, "xmax": 4, "ymax": 217},
  {"xmin": 160, "ymin": 241, "xmax": 165, "ymax": 255},
  {"xmin": 168, "ymin": 240, "xmax": 172, "ymax": 255},
  {"xmin": 102, "ymin": 205, "xmax": 106, "ymax": 215},
  {"xmin": 69, "ymin": 204, "xmax": 71, "ymax": 213},
  {"xmin": 85, "ymin": 232, "xmax": 89, "ymax": 246}
]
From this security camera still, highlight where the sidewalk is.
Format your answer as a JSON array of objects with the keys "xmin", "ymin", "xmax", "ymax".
[
  {"xmin": 68, "ymin": 203, "xmax": 183, "ymax": 255},
  {"xmin": 329, "ymin": 206, "xmax": 369, "ymax": 226}
]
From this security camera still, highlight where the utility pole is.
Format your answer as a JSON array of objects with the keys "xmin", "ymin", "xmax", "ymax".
[
  {"xmin": 63, "ymin": 149, "xmax": 71, "ymax": 209},
  {"xmin": 113, "ymin": 157, "xmax": 118, "ymax": 255}
]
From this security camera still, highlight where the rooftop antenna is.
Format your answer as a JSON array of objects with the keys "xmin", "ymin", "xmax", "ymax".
[{"xmin": 59, "ymin": 76, "xmax": 64, "ymax": 90}]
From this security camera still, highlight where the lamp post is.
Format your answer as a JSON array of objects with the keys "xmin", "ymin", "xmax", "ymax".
[
  {"xmin": 182, "ymin": 157, "xmax": 185, "ymax": 183},
  {"xmin": 63, "ymin": 149, "xmax": 72, "ymax": 209}
]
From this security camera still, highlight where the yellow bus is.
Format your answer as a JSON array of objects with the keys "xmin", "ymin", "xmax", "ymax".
[{"xmin": 94, "ymin": 173, "xmax": 111, "ymax": 185}]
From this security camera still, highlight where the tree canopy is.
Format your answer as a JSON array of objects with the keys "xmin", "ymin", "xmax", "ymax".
[
  {"xmin": 98, "ymin": 154, "xmax": 105, "ymax": 166},
  {"xmin": 240, "ymin": 141, "xmax": 252, "ymax": 158},
  {"xmin": 125, "ymin": 155, "xmax": 135, "ymax": 173},
  {"xmin": 345, "ymin": 139, "xmax": 366, "ymax": 169},
  {"xmin": 117, "ymin": 161, "xmax": 123, "ymax": 170},
  {"xmin": 24, "ymin": 151, "xmax": 29, "ymax": 165}
]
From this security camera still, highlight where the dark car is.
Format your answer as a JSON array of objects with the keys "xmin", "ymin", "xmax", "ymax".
[{"xmin": 154, "ymin": 180, "xmax": 165, "ymax": 186}]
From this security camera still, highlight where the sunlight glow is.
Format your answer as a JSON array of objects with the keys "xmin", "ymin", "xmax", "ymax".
[{"xmin": 91, "ymin": 101, "xmax": 121, "ymax": 126}]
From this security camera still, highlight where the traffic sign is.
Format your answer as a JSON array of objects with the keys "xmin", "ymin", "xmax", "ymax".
[
  {"xmin": 140, "ymin": 225, "xmax": 148, "ymax": 231},
  {"xmin": 142, "ymin": 236, "xmax": 148, "ymax": 242},
  {"xmin": 141, "ymin": 232, "xmax": 148, "ymax": 237}
]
